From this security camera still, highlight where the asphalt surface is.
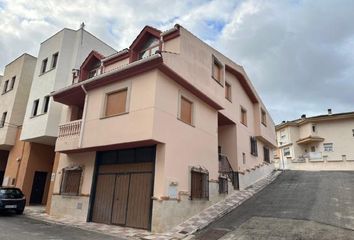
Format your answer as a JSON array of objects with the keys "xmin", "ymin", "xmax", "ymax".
[
  {"xmin": 0, "ymin": 213, "xmax": 123, "ymax": 240},
  {"xmin": 195, "ymin": 171, "xmax": 354, "ymax": 239}
]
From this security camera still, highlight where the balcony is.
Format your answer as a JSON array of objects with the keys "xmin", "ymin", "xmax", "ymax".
[{"xmin": 56, "ymin": 120, "xmax": 82, "ymax": 152}]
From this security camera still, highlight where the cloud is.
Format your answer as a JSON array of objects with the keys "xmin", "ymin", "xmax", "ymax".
[
  {"xmin": 216, "ymin": 0, "xmax": 354, "ymax": 123},
  {"xmin": 1, "ymin": 0, "xmax": 353, "ymax": 123}
]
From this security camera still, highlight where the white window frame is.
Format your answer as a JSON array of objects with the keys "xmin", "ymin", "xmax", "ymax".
[
  {"xmin": 283, "ymin": 147, "xmax": 291, "ymax": 156},
  {"xmin": 323, "ymin": 143, "xmax": 333, "ymax": 152}
]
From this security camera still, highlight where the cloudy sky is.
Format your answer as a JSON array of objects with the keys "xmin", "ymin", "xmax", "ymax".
[{"xmin": 1, "ymin": 0, "xmax": 353, "ymax": 124}]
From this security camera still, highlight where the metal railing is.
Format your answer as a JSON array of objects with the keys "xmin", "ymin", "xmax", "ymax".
[
  {"xmin": 219, "ymin": 154, "xmax": 239, "ymax": 190},
  {"xmin": 58, "ymin": 120, "xmax": 82, "ymax": 138}
]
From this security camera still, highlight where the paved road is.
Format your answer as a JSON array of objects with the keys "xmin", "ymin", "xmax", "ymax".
[
  {"xmin": 195, "ymin": 171, "xmax": 354, "ymax": 239},
  {"xmin": 0, "ymin": 213, "xmax": 123, "ymax": 240}
]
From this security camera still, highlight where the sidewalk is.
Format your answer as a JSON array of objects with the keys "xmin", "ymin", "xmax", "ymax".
[{"xmin": 25, "ymin": 170, "xmax": 282, "ymax": 240}]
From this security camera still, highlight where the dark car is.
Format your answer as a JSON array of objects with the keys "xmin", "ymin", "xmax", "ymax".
[{"xmin": 0, "ymin": 187, "xmax": 26, "ymax": 214}]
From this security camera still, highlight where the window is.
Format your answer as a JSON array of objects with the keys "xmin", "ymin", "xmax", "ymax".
[
  {"xmin": 105, "ymin": 89, "xmax": 128, "ymax": 117},
  {"xmin": 2, "ymin": 80, "xmax": 9, "ymax": 94},
  {"xmin": 51, "ymin": 52, "xmax": 59, "ymax": 69},
  {"xmin": 352, "ymin": 129, "xmax": 354, "ymax": 137},
  {"xmin": 41, "ymin": 58, "xmax": 48, "ymax": 74},
  {"xmin": 312, "ymin": 124, "xmax": 316, "ymax": 133},
  {"xmin": 225, "ymin": 82, "xmax": 232, "ymax": 101},
  {"xmin": 311, "ymin": 146, "xmax": 316, "ymax": 152},
  {"xmin": 60, "ymin": 168, "xmax": 82, "ymax": 195},
  {"xmin": 0, "ymin": 112, "xmax": 7, "ymax": 128},
  {"xmin": 323, "ymin": 143, "xmax": 333, "ymax": 152},
  {"xmin": 212, "ymin": 56, "xmax": 223, "ymax": 83},
  {"xmin": 242, "ymin": 152, "xmax": 246, "ymax": 164},
  {"xmin": 250, "ymin": 137, "xmax": 258, "ymax": 156},
  {"xmin": 180, "ymin": 96, "xmax": 193, "ymax": 125},
  {"xmin": 138, "ymin": 38, "xmax": 160, "ymax": 60},
  {"xmin": 10, "ymin": 76, "xmax": 15, "ymax": 90},
  {"xmin": 88, "ymin": 69, "xmax": 98, "ymax": 79},
  {"xmin": 241, "ymin": 107, "xmax": 247, "ymax": 126},
  {"xmin": 191, "ymin": 168, "xmax": 209, "ymax": 200},
  {"xmin": 261, "ymin": 109, "xmax": 267, "ymax": 126},
  {"xmin": 284, "ymin": 147, "xmax": 290, "ymax": 156},
  {"xmin": 32, "ymin": 99, "xmax": 39, "ymax": 117},
  {"xmin": 219, "ymin": 177, "xmax": 228, "ymax": 194},
  {"xmin": 264, "ymin": 147, "xmax": 270, "ymax": 163},
  {"xmin": 43, "ymin": 96, "xmax": 50, "ymax": 113}
]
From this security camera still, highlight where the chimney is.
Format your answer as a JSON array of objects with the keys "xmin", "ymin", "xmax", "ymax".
[
  {"xmin": 282, "ymin": 120, "xmax": 286, "ymax": 124},
  {"xmin": 328, "ymin": 109, "xmax": 332, "ymax": 115},
  {"xmin": 301, "ymin": 114, "xmax": 306, "ymax": 119}
]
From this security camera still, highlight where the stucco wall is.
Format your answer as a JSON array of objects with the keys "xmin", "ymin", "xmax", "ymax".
[
  {"xmin": 21, "ymin": 28, "xmax": 116, "ymax": 144},
  {"xmin": 81, "ymin": 70, "xmax": 157, "ymax": 149},
  {"xmin": 152, "ymin": 71, "xmax": 218, "ymax": 197},
  {"xmin": 0, "ymin": 54, "xmax": 36, "ymax": 149}
]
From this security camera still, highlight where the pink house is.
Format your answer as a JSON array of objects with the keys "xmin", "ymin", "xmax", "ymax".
[{"xmin": 48, "ymin": 24, "xmax": 276, "ymax": 232}]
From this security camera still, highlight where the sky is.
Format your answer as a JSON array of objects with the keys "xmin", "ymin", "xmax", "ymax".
[{"xmin": 0, "ymin": 0, "xmax": 354, "ymax": 124}]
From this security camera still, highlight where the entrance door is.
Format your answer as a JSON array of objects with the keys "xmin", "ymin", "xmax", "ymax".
[{"xmin": 30, "ymin": 171, "xmax": 48, "ymax": 204}]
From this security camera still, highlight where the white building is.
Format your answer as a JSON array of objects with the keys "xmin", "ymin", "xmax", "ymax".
[
  {"xmin": 21, "ymin": 25, "xmax": 117, "ymax": 144},
  {"xmin": 0, "ymin": 25, "xmax": 116, "ymax": 206},
  {"xmin": 275, "ymin": 110, "xmax": 354, "ymax": 170}
]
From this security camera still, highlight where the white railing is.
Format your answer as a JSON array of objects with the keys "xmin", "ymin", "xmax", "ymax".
[{"xmin": 58, "ymin": 120, "xmax": 82, "ymax": 138}]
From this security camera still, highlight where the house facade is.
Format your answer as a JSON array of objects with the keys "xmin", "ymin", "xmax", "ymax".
[
  {"xmin": 49, "ymin": 24, "xmax": 276, "ymax": 232},
  {"xmin": 0, "ymin": 54, "xmax": 37, "ymax": 187},
  {"xmin": 1, "ymin": 25, "xmax": 116, "ymax": 207},
  {"xmin": 275, "ymin": 110, "xmax": 354, "ymax": 170}
]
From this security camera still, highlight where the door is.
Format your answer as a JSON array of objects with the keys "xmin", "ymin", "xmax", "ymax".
[
  {"xmin": 92, "ymin": 174, "xmax": 115, "ymax": 224},
  {"xmin": 125, "ymin": 173, "xmax": 153, "ymax": 229},
  {"xmin": 111, "ymin": 174, "xmax": 130, "ymax": 225},
  {"xmin": 30, "ymin": 171, "xmax": 48, "ymax": 204}
]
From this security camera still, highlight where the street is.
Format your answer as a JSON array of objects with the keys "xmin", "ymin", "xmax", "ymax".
[
  {"xmin": 0, "ymin": 213, "xmax": 122, "ymax": 240},
  {"xmin": 195, "ymin": 171, "xmax": 354, "ymax": 239}
]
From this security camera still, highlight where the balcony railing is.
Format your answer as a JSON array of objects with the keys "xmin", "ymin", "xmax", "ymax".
[{"xmin": 58, "ymin": 120, "xmax": 82, "ymax": 138}]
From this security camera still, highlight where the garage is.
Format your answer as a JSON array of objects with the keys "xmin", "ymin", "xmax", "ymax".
[{"xmin": 90, "ymin": 146, "xmax": 155, "ymax": 230}]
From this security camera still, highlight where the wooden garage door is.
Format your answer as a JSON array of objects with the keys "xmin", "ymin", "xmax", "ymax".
[
  {"xmin": 92, "ymin": 174, "xmax": 115, "ymax": 224},
  {"xmin": 92, "ymin": 163, "xmax": 153, "ymax": 229},
  {"xmin": 126, "ymin": 173, "xmax": 153, "ymax": 229}
]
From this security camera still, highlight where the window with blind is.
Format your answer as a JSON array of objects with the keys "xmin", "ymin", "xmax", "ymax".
[
  {"xmin": 261, "ymin": 109, "xmax": 267, "ymax": 126},
  {"xmin": 60, "ymin": 168, "xmax": 82, "ymax": 195},
  {"xmin": 225, "ymin": 82, "xmax": 232, "ymax": 101},
  {"xmin": 105, "ymin": 89, "xmax": 128, "ymax": 117},
  {"xmin": 263, "ymin": 147, "xmax": 270, "ymax": 163},
  {"xmin": 180, "ymin": 96, "xmax": 193, "ymax": 125},
  {"xmin": 212, "ymin": 56, "xmax": 223, "ymax": 83},
  {"xmin": 191, "ymin": 170, "xmax": 209, "ymax": 200},
  {"xmin": 241, "ymin": 107, "xmax": 247, "ymax": 126},
  {"xmin": 250, "ymin": 136, "xmax": 258, "ymax": 156}
]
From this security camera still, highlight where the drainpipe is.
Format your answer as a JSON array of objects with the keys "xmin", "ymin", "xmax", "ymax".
[{"xmin": 78, "ymin": 85, "xmax": 88, "ymax": 148}]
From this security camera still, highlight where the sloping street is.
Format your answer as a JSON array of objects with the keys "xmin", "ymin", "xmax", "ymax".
[{"xmin": 195, "ymin": 171, "xmax": 354, "ymax": 240}]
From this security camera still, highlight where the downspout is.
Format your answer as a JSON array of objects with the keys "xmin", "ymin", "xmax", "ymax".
[{"xmin": 78, "ymin": 85, "xmax": 88, "ymax": 148}]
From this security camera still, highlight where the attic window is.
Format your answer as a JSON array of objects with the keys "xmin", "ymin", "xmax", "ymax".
[{"xmin": 139, "ymin": 38, "xmax": 160, "ymax": 59}]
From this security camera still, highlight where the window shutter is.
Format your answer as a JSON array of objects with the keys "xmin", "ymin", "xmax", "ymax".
[
  {"xmin": 105, "ymin": 89, "xmax": 128, "ymax": 117},
  {"xmin": 180, "ymin": 97, "xmax": 192, "ymax": 124}
]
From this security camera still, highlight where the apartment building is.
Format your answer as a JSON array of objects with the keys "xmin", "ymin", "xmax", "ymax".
[
  {"xmin": 0, "ymin": 54, "xmax": 37, "ymax": 186},
  {"xmin": 275, "ymin": 110, "xmax": 354, "ymax": 170},
  {"xmin": 1, "ymin": 25, "xmax": 116, "ymax": 207},
  {"xmin": 49, "ymin": 24, "xmax": 276, "ymax": 232}
]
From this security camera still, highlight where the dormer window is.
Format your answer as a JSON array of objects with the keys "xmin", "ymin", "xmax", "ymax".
[
  {"xmin": 78, "ymin": 51, "xmax": 104, "ymax": 82},
  {"xmin": 138, "ymin": 38, "xmax": 160, "ymax": 60},
  {"xmin": 88, "ymin": 68, "xmax": 98, "ymax": 79}
]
